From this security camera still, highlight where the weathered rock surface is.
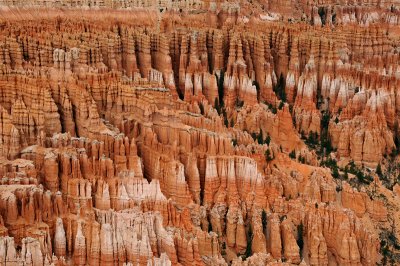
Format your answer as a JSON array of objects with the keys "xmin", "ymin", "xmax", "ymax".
[{"xmin": 0, "ymin": 2, "xmax": 398, "ymax": 265}]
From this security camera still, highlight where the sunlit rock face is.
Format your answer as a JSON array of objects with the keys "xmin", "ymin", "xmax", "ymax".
[{"xmin": 0, "ymin": 1, "xmax": 399, "ymax": 265}]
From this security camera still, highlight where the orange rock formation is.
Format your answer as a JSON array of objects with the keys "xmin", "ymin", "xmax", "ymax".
[{"xmin": 0, "ymin": 1, "xmax": 399, "ymax": 265}]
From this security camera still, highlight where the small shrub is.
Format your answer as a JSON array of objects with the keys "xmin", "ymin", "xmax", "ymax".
[
  {"xmin": 262, "ymin": 209, "xmax": 267, "ymax": 232},
  {"xmin": 265, "ymin": 134, "xmax": 271, "ymax": 145},
  {"xmin": 332, "ymin": 167, "xmax": 340, "ymax": 179},
  {"xmin": 297, "ymin": 223, "xmax": 304, "ymax": 258},
  {"xmin": 376, "ymin": 163, "xmax": 383, "ymax": 178},
  {"xmin": 232, "ymin": 139, "xmax": 238, "ymax": 147},
  {"xmin": 342, "ymin": 169, "xmax": 349, "ymax": 180},
  {"xmin": 244, "ymin": 225, "xmax": 253, "ymax": 258},
  {"xmin": 265, "ymin": 149, "xmax": 274, "ymax": 162},
  {"xmin": 257, "ymin": 129, "xmax": 264, "ymax": 144},
  {"xmin": 268, "ymin": 103, "xmax": 277, "ymax": 114}
]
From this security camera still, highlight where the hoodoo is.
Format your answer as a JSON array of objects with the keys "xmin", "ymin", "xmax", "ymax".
[{"xmin": 0, "ymin": 0, "xmax": 399, "ymax": 265}]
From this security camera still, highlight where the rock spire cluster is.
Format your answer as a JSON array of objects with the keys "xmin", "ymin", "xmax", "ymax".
[{"xmin": 0, "ymin": 1, "xmax": 399, "ymax": 265}]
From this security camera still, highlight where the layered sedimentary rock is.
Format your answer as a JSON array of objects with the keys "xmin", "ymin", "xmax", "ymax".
[{"xmin": 0, "ymin": 1, "xmax": 398, "ymax": 265}]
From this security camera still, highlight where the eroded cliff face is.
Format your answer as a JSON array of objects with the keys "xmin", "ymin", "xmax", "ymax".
[{"xmin": 0, "ymin": 1, "xmax": 399, "ymax": 265}]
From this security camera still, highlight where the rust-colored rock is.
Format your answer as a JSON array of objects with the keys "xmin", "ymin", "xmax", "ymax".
[{"xmin": 0, "ymin": 2, "xmax": 397, "ymax": 265}]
